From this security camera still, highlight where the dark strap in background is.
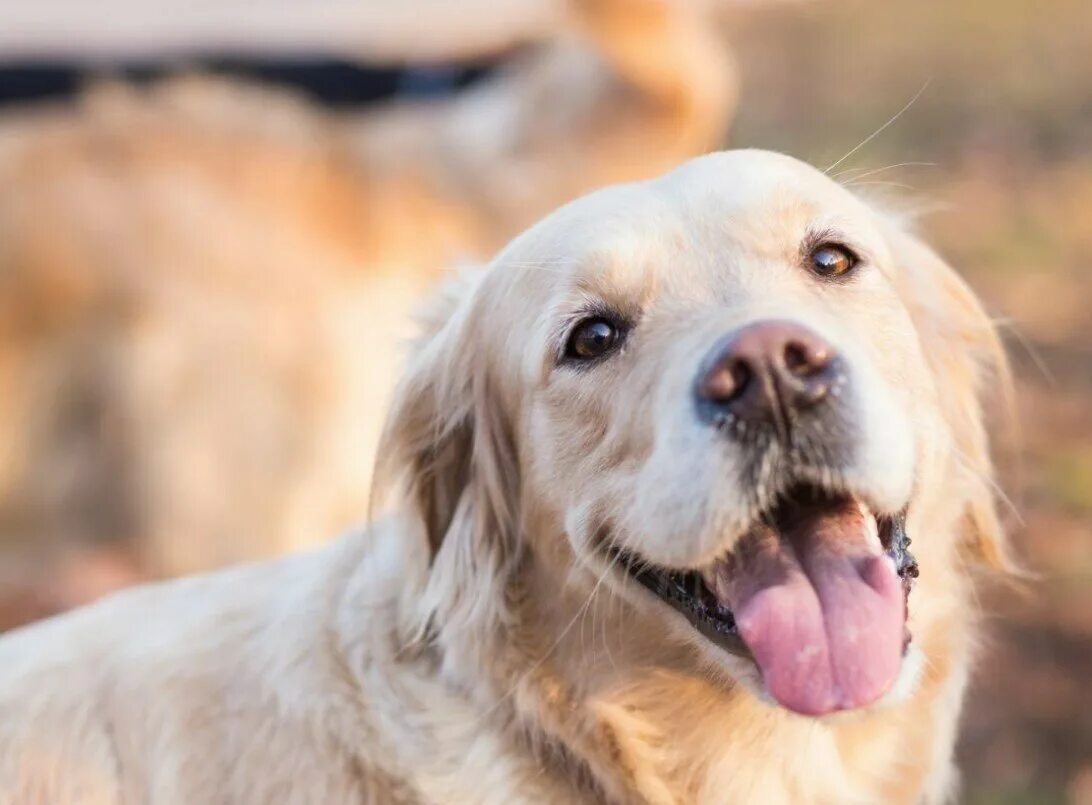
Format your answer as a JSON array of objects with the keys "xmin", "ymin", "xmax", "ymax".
[{"xmin": 0, "ymin": 56, "xmax": 502, "ymax": 109}]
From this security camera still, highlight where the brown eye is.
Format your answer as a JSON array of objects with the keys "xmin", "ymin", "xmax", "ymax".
[
  {"xmin": 809, "ymin": 243, "xmax": 858, "ymax": 278},
  {"xmin": 566, "ymin": 318, "xmax": 621, "ymax": 360}
]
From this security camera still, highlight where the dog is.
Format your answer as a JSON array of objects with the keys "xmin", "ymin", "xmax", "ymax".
[{"xmin": 0, "ymin": 150, "xmax": 1011, "ymax": 803}]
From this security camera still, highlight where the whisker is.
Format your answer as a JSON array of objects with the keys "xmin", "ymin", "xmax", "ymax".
[
  {"xmin": 994, "ymin": 319, "xmax": 1055, "ymax": 386},
  {"xmin": 843, "ymin": 179, "xmax": 916, "ymax": 191},
  {"xmin": 825, "ymin": 80, "xmax": 932, "ymax": 174},
  {"xmin": 832, "ymin": 161, "xmax": 936, "ymax": 182},
  {"xmin": 947, "ymin": 439, "xmax": 1024, "ymax": 525},
  {"xmin": 476, "ymin": 543, "xmax": 623, "ymax": 728}
]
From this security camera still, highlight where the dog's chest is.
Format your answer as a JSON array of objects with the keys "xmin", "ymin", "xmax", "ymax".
[{"xmin": 585, "ymin": 695, "xmax": 933, "ymax": 805}]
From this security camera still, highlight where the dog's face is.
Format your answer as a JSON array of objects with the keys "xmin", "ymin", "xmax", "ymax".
[{"xmin": 381, "ymin": 150, "xmax": 1004, "ymax": 718}]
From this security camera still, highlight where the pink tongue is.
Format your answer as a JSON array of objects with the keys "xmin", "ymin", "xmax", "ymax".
[{"xmin": 710, "ymin": 500, "xmax": 905, "ymax": 716}]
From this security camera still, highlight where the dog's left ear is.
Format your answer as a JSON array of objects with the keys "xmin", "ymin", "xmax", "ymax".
[
  {"xmin": 882, "ymin": 220, "xmax": 1018, "ymax": 573},
  {"xmin": 372, "ymin": 268, "xmax": 521, "ymax": 623}
]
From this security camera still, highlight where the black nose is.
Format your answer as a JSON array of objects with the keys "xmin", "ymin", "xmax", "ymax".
[{"xmin": 695, "ymin": 320, "xmax": 839, "ymax": 433}]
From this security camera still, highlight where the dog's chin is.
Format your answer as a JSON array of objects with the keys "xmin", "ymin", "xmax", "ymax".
[{"xmin": 604, "ymin": 482, "xmax": 920, "ymax": 718}]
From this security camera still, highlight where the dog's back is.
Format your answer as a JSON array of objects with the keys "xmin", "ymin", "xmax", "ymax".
[
  {"xmin": 0, "ymin": 525, "xmax": 596, "ymax": 804},
  {"xmin": 0, "ymin": 532, "xmax": 392, "ymax": 803}
]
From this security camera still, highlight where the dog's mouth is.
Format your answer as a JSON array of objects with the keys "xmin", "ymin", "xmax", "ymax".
[{"xmin": 612, "ymin": 483, "xmax": 918, "ymax": 716}]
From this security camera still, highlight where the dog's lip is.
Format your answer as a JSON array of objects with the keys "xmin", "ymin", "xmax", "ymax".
[
  {"xmin": 607, "ymin": 484, "xmax": 918, "ymax": 673},
  {"xmin": 616, "ymin": 551, "xmax": 753, "ymax": 659}
]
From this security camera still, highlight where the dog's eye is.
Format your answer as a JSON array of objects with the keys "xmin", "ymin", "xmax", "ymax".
[
  {"xmin": 566, "ymin": 318, "xmax": 621, "ymax": 360},
  {"xmin": 808, "ymin": 243, "xmax": 858, "ymax": 278}
]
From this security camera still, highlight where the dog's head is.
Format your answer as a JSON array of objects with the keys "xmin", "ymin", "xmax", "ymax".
[{"xmin": 375, "ymin": 150, "xmax": 1008, "ymax": 717}]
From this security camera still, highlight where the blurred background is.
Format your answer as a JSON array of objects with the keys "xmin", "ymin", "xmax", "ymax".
[{"xmin": 0, "ymin": 0, "xmax": 1088, "ymax": 801}]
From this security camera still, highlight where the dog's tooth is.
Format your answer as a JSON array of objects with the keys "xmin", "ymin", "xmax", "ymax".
[
  {"xmin": 860, "ymin": 504, "xmax": 882, "ymax": 552},
  {"xmin": 700, "ymin": 567, "xmax": 719, "ymax": 594},
  {"xmin": 700, "ymin": 559, "xmax": 733, "ymax": 605}
]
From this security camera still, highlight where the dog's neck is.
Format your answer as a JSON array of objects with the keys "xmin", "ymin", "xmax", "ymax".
[
  {"xmin": 343, "ymin": 507, "xmax": 970, "ymax": 803},
  {"xmin": 413, "ymin": 531, "xmax": 969, "ymax": 804}
]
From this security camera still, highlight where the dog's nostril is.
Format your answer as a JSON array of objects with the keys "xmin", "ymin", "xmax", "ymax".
[
  {"xmin": 702, "ymin": 359, "xmax": 752, "ymax": 402},
  {"xmin": 784, "ymin": 342, "xmax": 811, "ymax": 375},
  {"xmin": 783, "ymin": 340, "xmax": 831, "ymax": 377},
  {"xmin": 730, "ymin": 361, "xmax": 753, "ymax": 399}
]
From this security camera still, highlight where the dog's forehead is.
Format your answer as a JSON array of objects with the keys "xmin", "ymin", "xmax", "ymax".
[
  {"xmin": 658, "ymin": 149, "xmax": 849, "ymax": 207},
  {"xmin": 502, "ymin": 150, "xmax": 877, "ymax": 300},
  {"xmin": 532, "ymin": 151, "xmax": 856, "ymax": 261}
]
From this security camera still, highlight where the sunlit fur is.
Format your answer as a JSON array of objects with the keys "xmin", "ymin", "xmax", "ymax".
[{"xmin": 0, "ymin": 151, "xmax": 1010, "ymax": 804}]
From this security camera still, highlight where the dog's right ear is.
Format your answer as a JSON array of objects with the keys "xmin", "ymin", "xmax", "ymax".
[
  {"xmin": 880, "ymin": 219, "xmax": 1019, "ymax": 575},
  {"xmin": 371, "ymin": 267, "xmax": 520, "ymax": 577}
]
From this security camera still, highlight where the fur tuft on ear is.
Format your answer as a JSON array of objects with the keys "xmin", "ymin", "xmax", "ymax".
[
  {"xmin": 371, "ymin": 267, "xmax": 522, "ymax": 633},
  {"xmin": 882, "ymin": 221, "xmax": 1021, "ymax": 575}
]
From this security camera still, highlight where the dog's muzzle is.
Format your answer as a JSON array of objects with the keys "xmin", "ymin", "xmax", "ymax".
[{"xmin": 693, "ymin": 319, "xmax": 846, "ymax": 444}]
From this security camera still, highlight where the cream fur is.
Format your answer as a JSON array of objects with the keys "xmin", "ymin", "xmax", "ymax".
[{"xmin": 0, "ymin": 150, "xmax": 1008, "ymax": 804}]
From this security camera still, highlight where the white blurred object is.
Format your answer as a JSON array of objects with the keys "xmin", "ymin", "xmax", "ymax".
[
  {"xmin": 0, "ymin": 0, "xmax": 784, "ymax": 62},
  {"xmin": 2, "ymin": 0, "xmax": 567, "ymax": 61}
]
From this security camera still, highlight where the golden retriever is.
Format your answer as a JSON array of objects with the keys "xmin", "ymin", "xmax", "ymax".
[{"xmin": 0, "ymin": 150, "xmax": 1010, "ymax": 804}]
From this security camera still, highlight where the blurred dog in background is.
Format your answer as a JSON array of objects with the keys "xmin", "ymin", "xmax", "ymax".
[{"xmin": 0, "ymin": 0, "xmax": 740, "ymax": 625}]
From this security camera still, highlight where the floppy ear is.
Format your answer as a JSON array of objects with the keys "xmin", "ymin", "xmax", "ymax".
[
  {"xmin": 882, "ymin": 221, "xmax": 1018, "ymax": 573},
  {"xmin": 371, "ymin": 268, "xmax": 521, "ymax": 623}
]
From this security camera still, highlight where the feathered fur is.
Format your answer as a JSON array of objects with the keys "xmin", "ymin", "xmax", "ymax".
[{"xmin": 0, "ymin": 150, "xmax": 1009, "ymax": 804}]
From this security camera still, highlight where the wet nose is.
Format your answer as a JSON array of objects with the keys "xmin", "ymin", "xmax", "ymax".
[{"xmin": 694, "ymin": 320, "xmax": 839, "ymax": 429}]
